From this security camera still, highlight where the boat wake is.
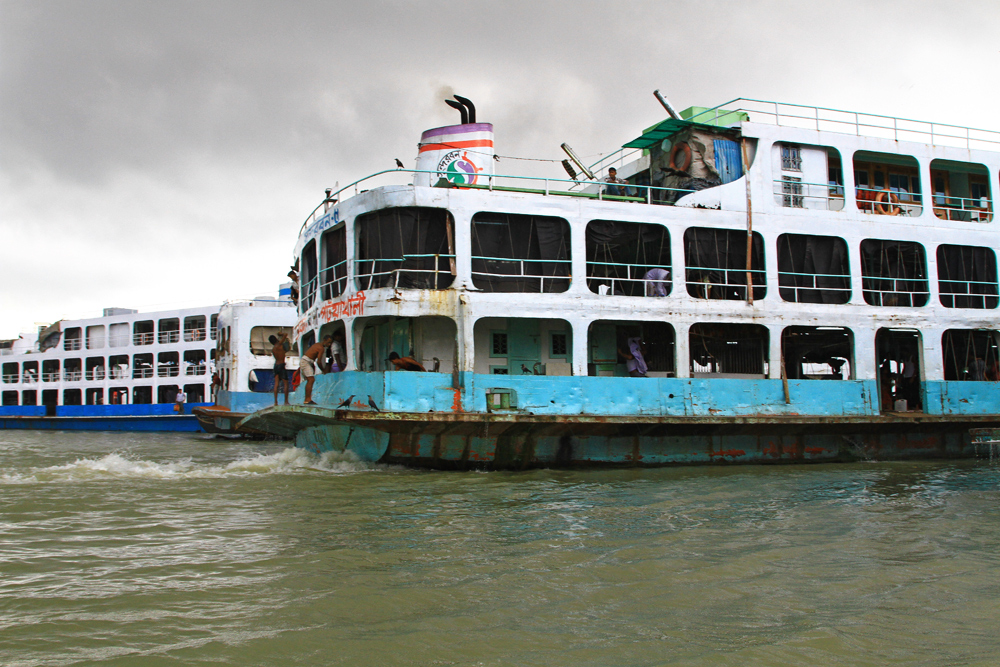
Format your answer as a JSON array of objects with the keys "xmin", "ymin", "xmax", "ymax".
[{"xmin": 1, "ymin": 447, "xmax": 384, "ymax": 484}]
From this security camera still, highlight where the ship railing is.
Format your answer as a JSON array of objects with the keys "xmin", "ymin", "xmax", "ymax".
[
  {"xmin": 157, "ymin": 366, "xmax": 180, "ymax": 378},
  {"xmin": 133, "ymin": 332, "xmax": 154, "ymax": 346},
  {"xmin": 63, "ymin": 339, "xmax": 82, "ymax": 351},
  {"xmin": 586, "ymin": 261, "xmax": 674, "ymax": 296},
  {"xmin": 854, "ymin": 186, "xmax": 923, "ymax": 216},
  {"xmin": 185, "ymin": 364, "xmax": 207, "ymax": 376},
  {"xmin": 42, "ymin": 372, "xmax": 61, "ymax": 382},
  {"xmin": 585, "ymin": 148, "xmax": 645, "ymax": 184},
  {"xmin": 299, "ymin": 276, "xmax": 318, "ymax": 310},
  {"xmin": 85, "ymin": 369, "xmax": 106, "ymax": 381},
  {"xmin": 183, "ymin": 328, "xmax": 207, "ymax": 342},
  {"xmin": 319, "ymin": 275, "xmax": 349, "ymax": 301},
  {"xmin": 861, "ymin": 280, "xmax": 930, "ymax": 307},
  {"xmin": 108, "ymin": 334, "xmax": 131, "ymax": 347},
  {"xmin": 21, "ymin": 373, "xmax": 38, "ymax": 384},
  {"xmin": 2, "ymin": 373, "xmax": 19, "ymax": 384},
  {"xmin": 685, "ymin": 266, "xmax": 767, "ymax": 299},
  {"xmin": 132, "ymin": 368, "xmax": 155, "ymax": 379},
  {"xmin": 158, "ymin": 331, "xmax": 181, "ymax": 344},
  {"xmin": 354, "ymin": 254, "xmax": 457, "ymax": 291},
  {"xmin": 109, "ymin": 367, "xmax": 130, "ymax": 380},
  {"xmin": 471, "ymin": 257, "xmax": 572, "ymax": 292},
  {"xmin": 771, "ymin": 178, "xmax": 846, "ymax": 210},
  {"xmin": 694, "ymin": 98, "xmax": 1000, "ymax": 151},
  {"xmin": 933, "ymin": 194, "xmax": 994, "ymax": 222},
  {"xmin": 939, "ymin": 280, "xmax": 1000, "ymax": 309},
  {"xmin": 299, "ymin": 170, "xmax": 700, "ymax": 235},
  {"xmin": 777, "ymin": 271, "xmax": 852, "ymax": 302},
  {"xmin": 62, "ymin": 371, "xmax": 83, "ymax": 381}
]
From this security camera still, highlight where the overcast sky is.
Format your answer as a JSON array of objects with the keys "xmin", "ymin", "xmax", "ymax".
[{"xmin": 2, "ymin": 0, "xmax": 998, "ymax": 337}]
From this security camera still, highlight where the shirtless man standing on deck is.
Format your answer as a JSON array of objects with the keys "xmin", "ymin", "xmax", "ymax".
[
  {"xmin": 300, "ymin": 336, "xmax": 333, "ymax": 405},
  {"xmin": 271, "ymin": 333, "xmax": 290, "ymax": 405}
]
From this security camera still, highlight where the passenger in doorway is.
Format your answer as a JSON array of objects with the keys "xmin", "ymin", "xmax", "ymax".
[
  {"xmin": 270, "ymin": 333, "xmax": 291, "ymax": 405},
  {"xmin": 618, "ymin": 338, "xmax": 649, "ymax": 377},
  {"xmin": 211, "ymin": 371, "xmax": 222, "ymax": 401},
  {"xmin": 970, "ymin": 357, "xmax": 987, "ymax": 381},
  {"xmin": 329, "ymin": 331, "xmax": 346, "ymax": 372},
  {"xmin": 175, "ymin": 389, "xmax": 187, "ymax": 414},
  {"xmin": 388, "ymin": 352, "xmax": 426, "ymax": 372},
  {"xmin": 643, "ymin": 268, "xmax": 670, "ymax": 297},
  {"xmin": 301, "ymin": 336, "xmax": 333, "ymax": 404},
  {"xmin": 901, "ymin": 356, "xmax": 918, "ymax": 408},
  {"xmin": 986, "ymin": 359, "xmax": 1000, "ymax": 382}
]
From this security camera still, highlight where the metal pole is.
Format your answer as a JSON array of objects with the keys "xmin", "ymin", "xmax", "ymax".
[{"xmin": 742, "ymin": 138, "xmax": 754, "ymax": 305}]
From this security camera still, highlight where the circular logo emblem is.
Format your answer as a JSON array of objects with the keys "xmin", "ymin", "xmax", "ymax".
[{"xmin": 437, "ymin": 150, "xmax": 482, "ymax": 185}]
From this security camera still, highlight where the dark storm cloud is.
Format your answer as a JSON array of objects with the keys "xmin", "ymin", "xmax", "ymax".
[{"xmin": 1, "ymin": 0, "xmax": 998, "ymax": 335}]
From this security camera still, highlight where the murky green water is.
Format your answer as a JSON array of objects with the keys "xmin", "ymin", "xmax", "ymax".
[{"xmin": 2, "ymin": 431, "xmax": 999, "ymax": 666}]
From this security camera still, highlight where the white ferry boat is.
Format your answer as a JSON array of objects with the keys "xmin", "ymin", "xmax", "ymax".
[
  {"xmin": 241, "ymin": 94, "xmax": 1000, "ymax": 467},
  {"xmin": 193, "ymin": 297, "xmax": 300, "ymax": 435},
  {"xmin": 1, "ymin": 290, "xmax": 297, "ymax": 432}
]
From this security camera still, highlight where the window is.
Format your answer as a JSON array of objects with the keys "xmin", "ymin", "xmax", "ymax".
[
  {"xmin": 860, "ymin": 239, "xmax": 928, "ymax": 307},
  {"xmin": 158, "ymin": 318, "xmax": 180, "ymax": 344},
  {"xmin": 63, "ymin": 389, "xmax": 82, "ymax": 406},
  {"xmin": 782, "ymin": 176, "xmax": 803, "ymax": 208},
  {"xmin": 133, "ymin": 320, "xmax": 154, "ymax": 345},
  {"xmin": 86, "ymin": 325, "xmax": 105, "ymax": 349},
  {"xmin": 471, "ymin": 213, "xmax": 570, "ymax": 293},
  {"xmin": 551, "ymin": 333, "xmax": 568, "ymax": 357},
  {"xmin": 491, "ymin": 332, "xmax": 508, "ymax": 356},
  {"xmin": 854, "ymin": 152, "xmax": 922, "ymax": 215},
  {"xmin": 183, "ymin": 316, "xmax": 206, "ymax": 342},
  {"xmin": 780, "ymin": 145, "xmax": 802, "ymax": 171},
  {"xmin": 300, "ymin": 239, "xmax": 318, "ymax": 311},
  {"xmin": 942, "ymin": 330, "xmax": 999, "ymax": 381},
  {"xmin": 586, "ymin": 220, "xmax": 671, "ymax": 297},
  {"xmin": 782, "ymin": 327, "xmax": 853, "ymax": 380},
  {"xmin": 777, "ymin": 234, "xmax": 850, "ymax": 304},
  {"xmin": 937, "ymin": 245, "xmax": 998, "ymax": 309},
  {"xmin": 355, "ymin": 208, "xmax": 455, "ymax": 291},
  {"xmin": 210, "ymin": 314, "xmax": 218, "ymax": 340},
  {"xmin": 85, "ymin": 388, "xmax": 104, "ymax": 405},
  {"xmin": 321, "ymin": 226, "xmax": 348, "ymax": 299},
  {"xmin": 2, "ymin": 391, "xmax": 17, "ymax": 406},
  {"xmin": 109, "ymin": 322, "xmax": 129, "ymax": 347},
  {"xmin": 588, "ymin": 321, "xmax": 675, "ymax": 377},
  {"xmin": 684, "ymin": 228, "xmax": 766, "ymax": 301},
  {"xmin": 250, "ymin": 326, "xmax": 294, "ymax": 356},
  {"xmin": 690, "ymin": 323, "xmax": 769, "ymax": 377},
  {"xmin": 930, "ymin": 160, "xmax": 993, "ymax": 222}
]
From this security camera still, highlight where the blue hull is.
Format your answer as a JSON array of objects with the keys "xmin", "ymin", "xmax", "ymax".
[
  {"xmin": 0, "ymin": 403, "xmax": 212, "ymax": 432},
  {"xmin": 238, "ymin": 372, "xmax": 1000, "ymax": 468}
]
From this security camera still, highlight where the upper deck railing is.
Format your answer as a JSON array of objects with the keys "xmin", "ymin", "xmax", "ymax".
[{"xmin": 692, "ymin": 98, "xmax": 1000, "ymax": 151}]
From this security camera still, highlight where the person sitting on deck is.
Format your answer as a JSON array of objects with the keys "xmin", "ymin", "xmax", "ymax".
[
  {"xmin": 603, "ymin": 167, "xmax": 631, "ymax": 197},
  {"xmin": 388, "ymin": 351, "xmax": 426, "ymax": 372}
]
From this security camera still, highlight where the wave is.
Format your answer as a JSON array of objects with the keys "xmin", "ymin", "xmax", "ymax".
[{"xmin": 1, "ymin": 447, "xmax": 382, "ymax": 484}]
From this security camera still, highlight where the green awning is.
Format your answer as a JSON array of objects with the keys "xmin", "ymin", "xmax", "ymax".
[{"xmin": 622, "ymin": 119, "xmax": 697, "ymax": 149}]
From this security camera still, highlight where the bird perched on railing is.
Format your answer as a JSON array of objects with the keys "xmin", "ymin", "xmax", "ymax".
[
  {"xmin": 395, "ymin": 158, "xmax": 404, "ymax": 169},
  {"xmin": 368, "ymin": 395, "xmax": 380, "ymax": 412},
  {"xmin": 337, "ymin": 395, "xmax": 355, "ymax": 409}
]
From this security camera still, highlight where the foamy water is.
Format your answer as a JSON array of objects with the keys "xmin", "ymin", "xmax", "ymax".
[{"xmin": 1, "ymin": 446, "xmax": 381, "ymax": 484}]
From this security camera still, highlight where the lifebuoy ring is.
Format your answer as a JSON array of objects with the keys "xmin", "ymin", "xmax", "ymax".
[
  {"xmin": 668, "ymin": 141, "xmax": 692, "ymax": 172},
  {"xmin": 875, "ymin": 190, "xmax": 901, "ymax": 216}
]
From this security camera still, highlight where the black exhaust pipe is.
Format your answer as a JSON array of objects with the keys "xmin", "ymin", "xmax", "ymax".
[
  {"xmin": 445, "ymin": 98, "xmax": 468, "ymax": 124},
  {"xmin": 453, "ymin": 95, "xmax": 476, "ymax": 123}
]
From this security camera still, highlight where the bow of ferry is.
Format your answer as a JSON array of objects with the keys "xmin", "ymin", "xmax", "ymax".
[{"xmin": 240, "ymin": 95, "xmax": 1000, "ymax": 468}]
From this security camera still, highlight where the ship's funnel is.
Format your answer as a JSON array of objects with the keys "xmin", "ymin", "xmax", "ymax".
[{"xmin": 414, "ymin": 122, "xmax": 495, "ymax": 187}]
